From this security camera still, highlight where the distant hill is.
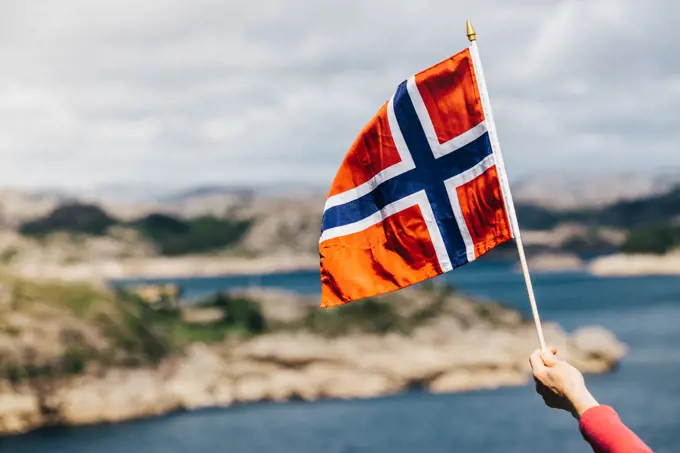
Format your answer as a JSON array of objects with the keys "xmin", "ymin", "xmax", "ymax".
[
  {"xmin": 512, "ymin": 171, "xmax": 680, "ymax": 210},
  {"xmin": 159, "ymin": 186, "xmax": 256, "ymax": 203},
  {"xmin": 515, "ymin": 186, "xmax": 680, "ymax": 231},
  {"xmin": 4, "ymin": 170, "xmax": 680, "ymax": 259},
  {"xmin": 0, "ymin": 189, "xmax": 66, "ymax": 228},
  {"xmin": 11, "ymin": 170, "xmax": 679, "ymax": 214}
]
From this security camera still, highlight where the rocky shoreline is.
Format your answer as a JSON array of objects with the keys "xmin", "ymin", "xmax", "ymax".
[
  {"xmin": 0, "ymin": 285, "xmax": 626, "ymax": 436},
  {"xmin": 589, "ymin": 252, "xmax": 680, "ymax": 277},
  {"xmin": 10, "ymin": 253, "xmax": 320, "ymax": 283},
  {"xmin": 0, "ymin": 228, "xmax": 320, "ymax": 283},
  {"xmin": 13, "ymin": 251, "xmax": 680, "ymax": 284},
  {"xmin": 524, "ymin": 252, "xmax": 585, "ymax": 273}
]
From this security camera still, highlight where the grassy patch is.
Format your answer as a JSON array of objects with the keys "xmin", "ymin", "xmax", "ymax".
[
  {"xmin": 195, "ymin": 293, "xmax": 267, "ymax": 333},
  {"xmin": 109, "ymin": 290, "xmax": 267, "ymax": 353},
  {"xmin": 0, "ymin": 247, "xmax": 19, "ymax": 265},
  {"xmin": 7, "ymin": 278, "xmax": 112, "ymax": 318},
  {"xmin": 159, "ymin": 321, "xmax": 237, "ymax": 345},
  {"xmin": 302, "ymin": 283, "xmax": 457, "ymax": 337}
]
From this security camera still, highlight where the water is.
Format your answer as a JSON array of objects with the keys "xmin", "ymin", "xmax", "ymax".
[{"xmin": 4, "ymin": 262, "xmax": 680, "ymax": 452}]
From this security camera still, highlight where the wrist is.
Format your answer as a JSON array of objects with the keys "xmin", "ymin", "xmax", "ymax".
[{"xmin": 568, "ymin": 389, "xmax": 599, "ymax": 419}]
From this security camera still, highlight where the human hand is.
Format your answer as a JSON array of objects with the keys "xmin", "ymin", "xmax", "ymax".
[{"xmin": 529, "ymin": 347, "xmax": 599, "ymax": 418}]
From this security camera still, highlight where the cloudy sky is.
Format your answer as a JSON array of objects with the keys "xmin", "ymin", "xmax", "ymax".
[{"xmin": 0, "ymin": 0, "xmax": 678, "ymax": 191}]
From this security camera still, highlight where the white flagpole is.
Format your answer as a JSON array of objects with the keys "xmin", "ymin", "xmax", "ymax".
[{"xmin": 466, "ymin": 20, "xmax": 547, "ymax": 351}]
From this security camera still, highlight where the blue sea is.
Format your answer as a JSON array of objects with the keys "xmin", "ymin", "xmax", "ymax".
[{"xmin": 2, "ymin": 262, "xmax": 679, "ymax": 452}]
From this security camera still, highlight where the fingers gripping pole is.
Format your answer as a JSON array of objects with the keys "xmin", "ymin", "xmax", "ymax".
[{"xmin": 466, "ymin": 20, "xmax": 547, "ymax": 350}]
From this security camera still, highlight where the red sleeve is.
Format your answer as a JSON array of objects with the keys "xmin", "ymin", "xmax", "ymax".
[{"xmin": 579, "ymin": 405, "xmax": 653, "ymax": 453}]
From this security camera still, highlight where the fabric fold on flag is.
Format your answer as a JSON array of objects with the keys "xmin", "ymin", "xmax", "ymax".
[{"xmin": 319, "ymin": 47, "xmax": 514, "ymax": 308}]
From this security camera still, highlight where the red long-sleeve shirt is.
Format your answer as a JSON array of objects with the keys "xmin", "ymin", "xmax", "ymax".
[{"xmin": 579, "ymin": 405, "xmax": 653, "ymax": 453}]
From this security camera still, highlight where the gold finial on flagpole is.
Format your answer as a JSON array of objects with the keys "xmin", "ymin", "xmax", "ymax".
[{"xmin": 466, "ymin": 20, "xmax": 477, "ymax": 42}]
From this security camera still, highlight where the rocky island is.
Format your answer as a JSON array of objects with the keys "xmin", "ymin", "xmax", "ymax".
[
  {"xmin": 589, "ymin": 252, "xmax": 680, "ymax": 277},
  {"xmin": 0, "ymin": 276, "xmax": 626, "ymax": 436}
]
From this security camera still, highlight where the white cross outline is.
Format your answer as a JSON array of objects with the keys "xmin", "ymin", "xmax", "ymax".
[{"xmin": 320, "ymin": 52, "xmax": 504, "ymax": 272}]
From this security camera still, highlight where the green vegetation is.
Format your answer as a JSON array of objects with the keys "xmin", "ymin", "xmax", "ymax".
[
  {"xmin": 593, "ymin": 187, "xmax": 680, "ymax": 229},
  {"xmin": 20, "ymin": 203, "xmax": 117, "ymax": 236},
  {"xmin": 515, "ymin": 186, "xmax": 680, "ymax": 232},
  {"xmin": 197, "ymin": 293, "xmax": 267, "ymax": 334},
  {"xmin": 303, "ymin": 283, "xmax": 455, "ymax": 337},
  {"xmin": 114, "ymin": 290, "xmax": 268, "ymax": 350},
  {"xmin": 0, "ymin": 247, "xmax": 19, "ymax": 265},
  {"xmin": 8, "ymin": 277, "xmax": 117, "ymax": 318},
  {"xmin": 515, "ymin": 204, "xmax": 562, "ymax": 230},
  {"xmin": 0, "ymin": 278, "xmax": 273, "ymax": 381},
  {"xmin": 18, "ymin": 203, "xmax": 253, "ymax": 256},
  {"xmin": 0, "ymin": 274, "xmax": 515, "ymax": 385},
  {"xmin": 515, "ymin": 185, "xmax": 680, "ymax": 255},
  {"xmin": 139, "ymin": 292, "xmax": 268, "ymax": 346},
  {"xmin": 621, "ymin": 223, "xmax": 680, "ymax": 255},
  {"xmin": 2, "ymin": 278, "xmax": 173, "ymax": 376},
  {"xmin": 304, "ymin": 298, "xmax": 403, "ymax": 336},
  {"xmin": 511, "ymin": 185, "xmax": 680, "ymax": 254},
  {"xmin": 13, "ymin": 183, "xmax": 680, "ymax": 258},
  {"xmin": 132, "ymin": 213, "xmax": 252, "ymax": 256}
]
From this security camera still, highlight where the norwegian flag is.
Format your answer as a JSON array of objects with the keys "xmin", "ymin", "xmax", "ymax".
[{"xmin": 319, "ymin": 46, "xmax": 519, "ymax": 308}]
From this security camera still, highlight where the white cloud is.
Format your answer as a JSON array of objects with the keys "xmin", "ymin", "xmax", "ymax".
[{"xmin": 0, "ymin": 0, "xmax": 678, "ymax": 190}]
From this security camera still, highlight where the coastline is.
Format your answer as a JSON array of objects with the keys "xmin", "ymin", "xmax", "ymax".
[
  {"xmin": 589, "ymin": 252, "xmax": 680, "ymax": 277},
  {"xmin": 0, "ymin": 325, "xmax": 625, "ymax": 436},
  {"xmin": 8, "ymin": 251, "xmax": 594, "ymax": 285},
  {"xmin": 7, "ymin": 253, "xmax": 321, "ymax": 283},
  {"xmin": 0, "ymin": 284, "xmax": 626, "ymax": 436},
  {"xmin": 12, "ymin": 249, "xmax": 680, "ymax": 286}
]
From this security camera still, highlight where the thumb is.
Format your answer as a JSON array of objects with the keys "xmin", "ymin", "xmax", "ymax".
[{"xmin": 541, "ymin": 348, "xmax": 559, "ymax": 367}]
